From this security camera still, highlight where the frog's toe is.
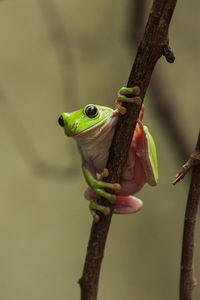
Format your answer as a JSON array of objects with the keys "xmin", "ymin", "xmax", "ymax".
[
  {"xmin": 89, "ymin": 200, "xmax": 111, "ymax": 222},
  {"xmin": 117, "ymin": 88, "xmax": 142, "ymax": 107},
  {"xmin": 132, "ymin": 86, "xmax": 140, "ymax": 95},
  {"xmin": 89, "ymin": 200, "xmax": 111, "ymax": 216},
  {"xmin": 99, "ymin": 168, "xmax": 109, "ymax": 181},
  {"xmin": 119, "ymin": 86, "xmax": 140, "ymax": 96},
  {"xmin": 116, "ymin": 103, "xmax": 127, "ymax": 115},
  {"xmin": 113, "ymin": 183, "xmax": 121, "ymax": 193},
  {"xmin": 96, "ymin": 188, "xmax": 117, "ymax": 203},
  {"xmin": 101, "ymin": 206, "xmax": 111, "ymax": 215},
  {"xmin": 99, "ymin": 181, "xmax": 120, "ymax": 193},
  {"xmin": 90, "ymin": 208, "xmax": 100, "ymax": 223},
  {"xmin": 94, "ymin": 214, "xmax": 100, "ymax": 223},
  {"xmin": 119, "ymin": 87, "xmax": 133, "ymax": 95},
  {"xmin": 109, "ymin": 194, "xmax": 116, "ymax": 204}
]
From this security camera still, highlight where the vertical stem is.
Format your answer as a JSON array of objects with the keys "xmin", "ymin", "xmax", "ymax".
[
  {"xmin": 180, "ymin": 132, "xmax": 200, "ymax": 300},
  {"xmin": 79, "ymin": 1, "xmax": 178, "ymax": 299}
]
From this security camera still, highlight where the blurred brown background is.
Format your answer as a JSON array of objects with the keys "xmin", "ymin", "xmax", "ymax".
[{"xmin": 0, "ymin": 0, "xmax": 199, "ymax": 299}]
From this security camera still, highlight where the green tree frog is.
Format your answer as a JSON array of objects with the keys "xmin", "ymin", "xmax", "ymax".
[{"xmin": 58, "ymin": 87, "xmax": 158, "ymax": 222}]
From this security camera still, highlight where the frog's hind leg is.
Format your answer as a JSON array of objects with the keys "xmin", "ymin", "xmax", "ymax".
[{"xmin": 114, "ymin": 195, "xmax": 143, "ymax": 214}]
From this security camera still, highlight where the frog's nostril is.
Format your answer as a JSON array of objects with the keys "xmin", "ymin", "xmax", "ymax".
[{"xmin": 58, "ymin": 115, "xmax": 64, "ymax": 127}]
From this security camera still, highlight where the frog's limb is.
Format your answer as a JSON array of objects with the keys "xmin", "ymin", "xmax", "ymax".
[
  {"xmin": 82, "ymin": 161, "xmax": 120, "ymax": 203},
  {"xmin": 89, "ymin": 200, "xmax": 110, "ymax": 215},
  {"xmin": 116, "ymin": 86, "xmax": 142, "ymax": 115},
  {"xmin": 133, "ymin": 109, "xmax": 158, "ymax": 186},
  {"xmin": 99, "ymin": 168, "xmax": 109, "ymax": 181},
  {"xmin": 85, "ymin": 188, "xmax": 111, "ymax": 222},
  {"xmin": 119, "ymin": 86, "xmax": 140, "ymax": 96},
  {"xmin": 114, "ymin": 195, "xmax": 143, "ymax": 214},
  {"xmin": 89, "ymin": 200, "xmax": 110, "ymax": 223},
  {"xmin": 143, "ymin": 125, "xmax": 158, "ymax": 185},
  {"xmin": 85, "ymin": 187, "xmax": 143, "ymax": 215}
]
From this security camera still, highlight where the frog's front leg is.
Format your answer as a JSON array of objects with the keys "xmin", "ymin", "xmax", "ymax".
[
  {"xmin": 116, "ymin": 86, "xmax": 142, "ymax": 115},
  {"xmin": 82, "ymin": 161, "xmax": 120, "ymax": 202},
  {"xmin": 85, "ymin": 187, "xmax": 143, "ymax": 220},
  {"xmin": 82, "ymin": 161, "xmax": 120, "ymax": 221},
  {"xmin": 85, "ymin": 188, "xmax": 111, "ymax": 223}
]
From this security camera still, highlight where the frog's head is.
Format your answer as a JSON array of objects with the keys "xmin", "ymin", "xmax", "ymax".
[{"xmin": 58, "ymin": 104, "xmax": 113, "ymax": 137}]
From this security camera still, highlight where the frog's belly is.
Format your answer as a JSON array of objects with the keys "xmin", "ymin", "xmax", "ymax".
[{"xmin": 93, "ymin": 151, "xmax": 109, "ymax": 173}]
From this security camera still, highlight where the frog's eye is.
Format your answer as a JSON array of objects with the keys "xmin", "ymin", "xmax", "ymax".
[
  {"xmin": 58, "ymin": 115, "xmax": 64, "ymax": 127},
  {"xmin": 85, "ymin": 105, "xmax": 98, "ymax": 118}
]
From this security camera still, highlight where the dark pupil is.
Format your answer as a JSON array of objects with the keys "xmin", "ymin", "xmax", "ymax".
[
  {"xmin": 86, "ymin": 105, "xmax": 98, "ymax": 118},
  {"xmin": 58, "ymin": 115, "xmax": 64, "ymax": 127}
]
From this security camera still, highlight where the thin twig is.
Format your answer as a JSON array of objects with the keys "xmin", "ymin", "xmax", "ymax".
[
  {"xmin": 172, "ymin": 150, "xmax": 200, "ymax": 184},
  {"xmin": 79, "ymin": 1, "xmax": 177, "ymax": 299},
  {"xmin": 178, "ymin": 131, "xmax": 200, "ymax": 300}
]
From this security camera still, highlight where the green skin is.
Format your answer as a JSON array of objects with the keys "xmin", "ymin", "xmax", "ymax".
[{"xmin": 58, "ymin": 87, "xmax": 158, "ymax": 221}]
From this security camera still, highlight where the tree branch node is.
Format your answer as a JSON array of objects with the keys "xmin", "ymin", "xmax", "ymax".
[
  {"xmin": 163, "ymin": 44, "xmax": 176, "ymax": 63},
  {"xmin": 184, "ymin": 217, "xmax": 196, "ymax": 223}
]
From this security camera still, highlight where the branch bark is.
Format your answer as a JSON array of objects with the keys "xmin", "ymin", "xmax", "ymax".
[
  {"xmin": 178, "ymin": 131, "xmax": 200, "ymax": 300},
  {"xmin": 172, "ymin": 150, "xmax": 200, "ymax": 184},
  {"xmin": 79, "ymin": 1, "xmax": 177, "ymax": 299},
  {"xmin": 130, "ymin": 0, "xmax": 190, "ymax": 162}
]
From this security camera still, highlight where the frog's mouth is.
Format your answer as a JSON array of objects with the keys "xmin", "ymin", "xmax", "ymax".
[{"xmin": 73, "ymin": 117, "xmax": 108, "ymax": 137}]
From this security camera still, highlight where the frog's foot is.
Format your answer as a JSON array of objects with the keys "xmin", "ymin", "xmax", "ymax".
[
  {"xmin": 89, "ymin": 200, "xmax": 111, "ymax": 223},
  {"xmin": 93, "ymin": 187, "xmax": 117, "ymax": 204},
  {"xmin": 116, "ymin": 86, "xmax": 142, "ymax": 115},
  {"xmin": 82, "ymin": 164, "xmax": 120, "ymax": 203},
  {"xmin": 113, "ymin": 195, "xmax": 143, "ymax": 214},
  {"xmin": 99, "ymin": 168, "xmax": 109, "ymax": 181},
  {"xmin": 85, "ymin": 189, "xmax": 111, "ymax": 222},
  {"xmin": 91, "ymin": 179, "xmax": 120, "ymax": 203}
]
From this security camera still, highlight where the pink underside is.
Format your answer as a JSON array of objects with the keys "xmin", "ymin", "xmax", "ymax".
[
  {"xmin": 114, "ymin": 195, "xmax": 143, "ymax": 214},
  {"xmin": 85, "ymin": 188, "xmax": 143, "ymax": 214},
  {"xmin": 119, "ymin": 121, "xmax": 149, "ymax": 195}
]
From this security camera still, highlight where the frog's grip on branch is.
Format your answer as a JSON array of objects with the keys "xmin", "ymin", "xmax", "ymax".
[{"xmin": 116, "ymin": 86, "xmax": 142, "ymax": 115}]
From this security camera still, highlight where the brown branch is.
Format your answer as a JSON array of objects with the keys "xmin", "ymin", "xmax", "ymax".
[
  {"xmin": 130, "ymin": 0, "xmax": 190, "ymax": 162},
  {"xmin": 79, "ymin": 1, "xmax": 177, "ymax": 299},
  {"xmin": 179, "ymin": 131, "xmax": 200, "ymax": 300},
  {"xmin": 172, "ymin": 150, "xmax": 200, "ymax": 184}
]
